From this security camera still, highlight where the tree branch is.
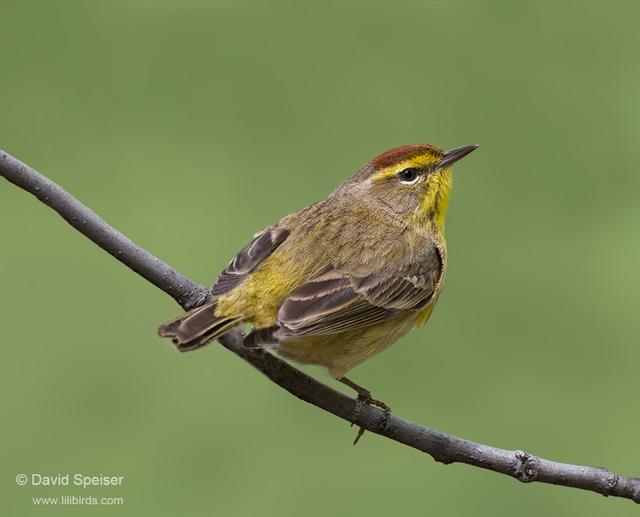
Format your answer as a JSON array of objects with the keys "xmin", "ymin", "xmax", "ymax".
[{"xmin": 2, "ymin": 149, "xmax": 638, "ymax": 504}]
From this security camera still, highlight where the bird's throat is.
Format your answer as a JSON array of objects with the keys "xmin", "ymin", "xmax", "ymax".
[{"xmin": 413, "ymin": 169, "xmax": 452, "ymax": 235}]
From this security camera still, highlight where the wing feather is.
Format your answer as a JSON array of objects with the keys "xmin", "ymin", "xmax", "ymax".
[
  {"xmin": 277, "ymin": 245, "xmax": 442, "ymax": 338},
  {"xmin": 212, "ymin": 226, "xmax": 289, "ymax": 296}
]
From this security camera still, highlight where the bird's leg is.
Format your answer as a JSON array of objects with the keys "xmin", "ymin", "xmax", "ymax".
[{"xmin": 338, "ymin": 377, "xmax": 391, "ymax": 445}]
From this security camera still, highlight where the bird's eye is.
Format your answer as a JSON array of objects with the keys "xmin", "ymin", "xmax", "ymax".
[{"xmin": 397, "ymin": 168, "xmax": 419, "ymax": 184}]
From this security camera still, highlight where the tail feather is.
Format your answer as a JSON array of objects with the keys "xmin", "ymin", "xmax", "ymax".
[
  {"xmin": 158, "ymin": 302, "xmax": 241, "ymax": 352},
  {"xmin": 243, "ymin": 325, "xmax": 279, "ymax": 349}
]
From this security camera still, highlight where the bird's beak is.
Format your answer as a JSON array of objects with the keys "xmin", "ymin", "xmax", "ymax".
[{"xmin": 436, "ymin": 144, "xmax": 479, "ymax": 170}]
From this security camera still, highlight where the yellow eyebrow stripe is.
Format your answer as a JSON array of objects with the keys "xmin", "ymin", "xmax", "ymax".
[{"xmin": 370, "ymin": 155, "xmax": 440, "ymax": 182}]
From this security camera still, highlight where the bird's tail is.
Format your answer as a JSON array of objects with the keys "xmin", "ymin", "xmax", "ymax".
[{"xmin": 157, "ymin": 302, "xmax": 241, "ymax": 352}]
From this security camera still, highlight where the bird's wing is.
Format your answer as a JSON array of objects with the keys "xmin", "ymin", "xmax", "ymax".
[
  {"xmin": 277, "ymin": 249, "xmax": 442, "ymax": 337},
  {"xmin": 212, "ymin": 226, "xmax": 290, "ymax": 296}
]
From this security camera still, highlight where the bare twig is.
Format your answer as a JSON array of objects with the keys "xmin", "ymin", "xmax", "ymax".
[{"xmin": 2, "ymin": 149, "xmax": 639, "ymax": 504}]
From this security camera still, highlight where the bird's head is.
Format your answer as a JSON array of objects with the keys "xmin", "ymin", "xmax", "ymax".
[{"xmin": 347, "ymin": 143, "xmax": 478, "ymax": 233}]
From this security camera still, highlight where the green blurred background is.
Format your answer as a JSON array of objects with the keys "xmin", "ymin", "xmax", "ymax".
[{"xmin": 1, "ymin": 0, "xmax": 639, "ymax": 515}]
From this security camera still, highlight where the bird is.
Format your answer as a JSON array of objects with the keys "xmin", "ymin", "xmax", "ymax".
[{"xmin": 158, "ymin": 143, "xmax": 478, "ymax": 438}]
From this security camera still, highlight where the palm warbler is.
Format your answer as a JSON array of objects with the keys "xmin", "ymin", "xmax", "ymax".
[{"xmin": 159, "ymin": 143, "xmax": 477, "ymax": 417}]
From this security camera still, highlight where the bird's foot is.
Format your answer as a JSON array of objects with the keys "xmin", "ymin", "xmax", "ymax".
[{"xmin": 338, "ymin": 377, "xmax": 391, "ymax": 445}]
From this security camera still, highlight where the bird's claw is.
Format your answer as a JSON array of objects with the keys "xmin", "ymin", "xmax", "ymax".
[
  {"xmin": 337, "ymin": 377, "xmax": 391, "ymax": 445},
  {"xmin": 351, "ymin": 389, "xmax": 390, "ymax": 420},
  {"xmin": 350, "ymin": 390, "xmax": 391, "ymax": 445}
]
